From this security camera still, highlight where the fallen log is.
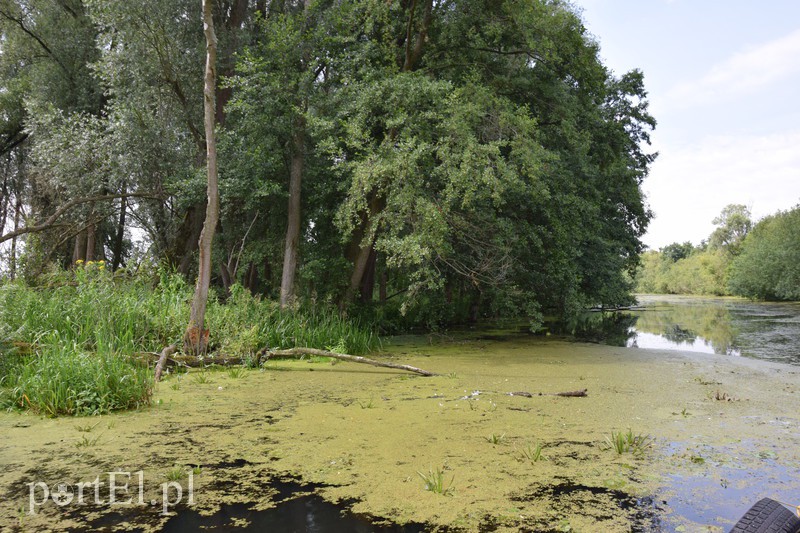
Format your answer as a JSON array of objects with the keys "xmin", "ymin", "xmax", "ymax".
[
  {"xmin": 150, "ymin": 346, "xmax": 438, "ymax": 378},
  {"xmin": 258, "ymin": 347, "xmax": 438, "ymax": 377}
]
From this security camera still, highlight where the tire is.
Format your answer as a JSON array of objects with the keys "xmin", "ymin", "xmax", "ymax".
[{"xmin": 729, "ymin": 498, "xmax": 800, "ymax": 533}]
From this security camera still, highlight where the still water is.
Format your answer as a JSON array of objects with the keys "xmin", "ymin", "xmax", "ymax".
[{"xmin": 564, "ymin": 295, "xmax": 800, "ymax": 366}]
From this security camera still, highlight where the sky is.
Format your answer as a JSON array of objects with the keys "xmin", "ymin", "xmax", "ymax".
[{"xmin": 575, "ymin": 0, "xmax": 800, "ymax": 250}]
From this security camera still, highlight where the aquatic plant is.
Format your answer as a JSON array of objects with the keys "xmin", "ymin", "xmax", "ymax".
[
  {"xmin": 519, "ymin": 442, "xmax": 546, "ymax": 463},
  {"xmin": 75, "ymin": 435, "xmax": 100, "ymax": 449},
  {"xmin": 227, "ymin": 367, "xmax": 246, "ymax": 379},
  {"xmin": 357, "ymin": 397, "xmax": 375, "ymax": 409},
  {"xmin": 602, "ymin": 429, "xmax": 652, "ymax": 455},
  {"xmin": 486, "ymin": 433, "xmax": 506, "ymax": 445},
  {"xmin": 165, "ymin": 466, "xmax": 188, "ymax": 481},
  {"xmin": 193, "ymin": 371, "xmax": 212, "ymax": 384},
  {"xmin": 417, "ymin": 467, "xmax": 454, "ymax": 496}
]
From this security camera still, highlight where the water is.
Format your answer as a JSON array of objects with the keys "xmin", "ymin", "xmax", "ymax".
[
  {"xmin": 627, "ymin": 295, "xmax": 800, "ymax": 365},
  {"xmin": 558, "ymin": 295, "xmax": 800, "ymax": 365}
]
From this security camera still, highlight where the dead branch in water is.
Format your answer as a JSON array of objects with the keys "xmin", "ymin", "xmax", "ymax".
[
  {"xmin": 258, "ymin": 347, "xmax": 438, "ymax": 376},
  {"xmin": 150, "ymin": 346, "xmax": 438, "ymax": 378}
]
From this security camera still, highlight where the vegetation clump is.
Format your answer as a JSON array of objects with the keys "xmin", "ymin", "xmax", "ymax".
[{"xmin": 0, "ymin": 266, "xmax": 378, "ymax": 416}]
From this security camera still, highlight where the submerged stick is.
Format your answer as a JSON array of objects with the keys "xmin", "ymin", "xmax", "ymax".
[{"xmin": 259, "ymin": 347, "xmax": 438, "ymax": 377}]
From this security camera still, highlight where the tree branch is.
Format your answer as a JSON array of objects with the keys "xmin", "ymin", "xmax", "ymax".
[{"xmin": 0, "ymin": 193, "xmax": 162, "ymax": 244}]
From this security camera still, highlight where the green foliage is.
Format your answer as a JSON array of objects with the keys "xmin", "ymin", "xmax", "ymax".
[
  {"xmin": 0, "ymin": 344, "xmax": 152, "ymax": 417},
  {"xmin": 728, "ymin": 206, "xmax": 800, "ymax": 300},
  {"xmin": 635, "ymin": 248, "xmax": 730, "ymax": 296},
  {"xmin": 4, "ymin": 0, "xmax": 658, "ymax": 333},
  {"xmin": 0, "ymin": 266, "xmax": 379, "ymax": 416}
]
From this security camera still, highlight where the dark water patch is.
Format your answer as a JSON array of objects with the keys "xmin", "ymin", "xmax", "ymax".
[
  {"xmin": 209, "ymin": 457, "xmax": 253, "ymax": 469},
  {"xmin": 161, "ymin": 496, "xmax": 427, "ymax": 532},
  {"xmin": 71, "ymin": 476, "xmax": 425, "ymax": 532},
  {"xmin": 512, "ymin": 481, "xmax": 663, "ymax": 532}
]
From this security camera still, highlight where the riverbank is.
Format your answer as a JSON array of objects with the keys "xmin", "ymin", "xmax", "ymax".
[{"xmin": 2, "ymin": 334, "xmax": 799, "ymax": 532}]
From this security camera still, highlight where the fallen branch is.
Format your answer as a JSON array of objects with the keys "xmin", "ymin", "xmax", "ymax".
[
  {"xmin": 149, "ymin": 346, "xmax": 438, "ymax": 378},
  {"xmin": 154, "ymin": 344, "xmax": 177, "ymax": 383},
  {"xmin": 258, "ymin": 347, "xmax": 438, "ymax": 377},
  {"xmin": 507, "ymin": 389, "xmax": 588, "ymax": 398}
]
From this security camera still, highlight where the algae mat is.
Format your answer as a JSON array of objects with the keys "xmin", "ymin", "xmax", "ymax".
[{"xmin": 1, "ymin": 336, "xmax": 799, "ymax": 532}]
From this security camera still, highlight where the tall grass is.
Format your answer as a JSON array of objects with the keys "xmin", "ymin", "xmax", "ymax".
[{"xmin": 0, "ymin": 263, "xmax": 379, "ymax": 416}]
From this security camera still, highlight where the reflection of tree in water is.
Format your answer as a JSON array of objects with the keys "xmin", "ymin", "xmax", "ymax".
[
  {"xmin": 633, "ymin": 304, "xmax": 740, "ymax": 355},
  {"xmin": 550, "ymin": 313, "xmax": 639, "ymax": 347},
  {"xmin": 662, "ymin": 325, "xmax": 697, "ymax": 344}
]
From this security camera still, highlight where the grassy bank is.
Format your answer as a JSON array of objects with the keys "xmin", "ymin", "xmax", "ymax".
[{"xmin": 0, "ymin": 263, "xmax": 379, "ymax": 416}]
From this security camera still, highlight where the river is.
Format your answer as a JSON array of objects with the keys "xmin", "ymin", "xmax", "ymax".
[{"xmin": 1, "ymin": 295, "xmax": 799, "ymax": 532}]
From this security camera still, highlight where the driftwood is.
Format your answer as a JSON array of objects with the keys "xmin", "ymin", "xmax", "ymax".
[
  {"xmin": 151, "ymin": 346, "xmax": 438, "ymax": 379},
  {"xmin": 507, "ymin": 388, "xmax": 588, "ymax": 398}
]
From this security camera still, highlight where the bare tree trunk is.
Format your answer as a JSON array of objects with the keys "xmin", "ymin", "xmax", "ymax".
[
  {"xmin": 10, "ymin": 198, "xmax": 20, "ymax": 280},
  {"xmin": 279, "ymin": 117, "xmax": 304, "ymax": 308},
  {"xmin": 112, "ymin": 183, "xmax": 127, "ymax": 270},
  {"xmin": 184, "ymin": 0, "xmax": 219, "ymax": 356}
]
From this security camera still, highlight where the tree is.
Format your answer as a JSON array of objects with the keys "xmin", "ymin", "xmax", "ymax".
[
  {"xmin": 708, "ymin": 204, "xmax": 752, "ymax": 254},
  {"xmin": 661, "ymin": 242, "xmax": 694, "ymax": 263},
  {"xmin": 728, "ymin": 206, "xmax": 800, "ymax": 300},
  {"xmin": 184, "ymin": 0, "xmax": 219, "ymax": 355}
]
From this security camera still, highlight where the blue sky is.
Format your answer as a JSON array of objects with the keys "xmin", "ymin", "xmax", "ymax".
[{"xmin": 576, "ymin": 0, "xmax": 800, "ymax": 249}]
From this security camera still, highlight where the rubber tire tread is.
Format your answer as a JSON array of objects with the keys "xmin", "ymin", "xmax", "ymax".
[{"xmin": 729, "ymin": 498, "xmax": 800, "ymax": 533}]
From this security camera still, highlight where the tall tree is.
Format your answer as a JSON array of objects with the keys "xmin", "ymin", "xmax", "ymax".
[
  {"xmin": 708, "ymin": 204, "xmax": 752, "ymax": 254},
  {"xmin": 184, "ymin": 0, "xmax": 219, "ymax": 355}
]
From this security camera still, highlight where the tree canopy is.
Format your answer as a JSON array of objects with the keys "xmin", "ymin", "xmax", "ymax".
[{"xmin": 1, "ymin": 0, "xmax": 658, "ymax": 327}]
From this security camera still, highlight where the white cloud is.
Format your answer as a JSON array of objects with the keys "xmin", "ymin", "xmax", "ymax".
[
  {"xmin": 642, "ymin": 130, "xmax": 800, "ymax": 249},
  {"xmin": 663, "ymin": 28, "xmax": 800, "ymax": 109}
]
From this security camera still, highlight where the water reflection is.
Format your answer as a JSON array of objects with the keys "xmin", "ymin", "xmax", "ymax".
[
  {"xmin": 626, "ymin": 295, "xmax": 800, "ymax": 365},
  {"xmin": 552, "ymin": 295, "xmax": 800, "ymax": 365},
  {"xmin": 627, "ymin": 298, "xmax": 741, "ymax": 356}
]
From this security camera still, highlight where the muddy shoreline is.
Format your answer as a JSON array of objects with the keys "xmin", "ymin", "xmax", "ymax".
[{"xmin": 2, "ymin": 335, "xmax": 799, "ymax": 532}]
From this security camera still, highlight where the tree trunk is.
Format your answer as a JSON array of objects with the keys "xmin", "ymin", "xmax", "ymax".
[
  {"xmin": 359, "ymin": 246, "xmax": 377, "ymax": 304},
  {"xmin": 112, "ymin": 183, "xmax": 127, "ymax": 270},
  {"xmin": 279, "ymin": 116, "xmax": 305, "ymax": 308},
  {"xmin": 184, "ymin": 0, "xmax": 219, "ymax": 356},
  {"xmin": 85, "ymin": 222, "xmax": 96, "ymax": 262},
  {"xmin": 379, "ymin": 256, "xmax": 387, "ymax": 303},
  {"xmin": 72, "ymin": 229, "xmax": 87, "ymax": 264},
  {"xmin": 10, "ymin": 198, "xmax": 20, "ymax": 280},
  {"xmin": 341, "ymin": 194, "xmax": 385, "ymax": 308}
]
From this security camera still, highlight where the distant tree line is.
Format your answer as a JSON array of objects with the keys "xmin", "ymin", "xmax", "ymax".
[
  {"xmin": 636, "ymin": 204, "xmax": 800, "ymax": 301},
  {"xmin": 0, "ymin": 0, "xmax": 657, "ymax": 328}
]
